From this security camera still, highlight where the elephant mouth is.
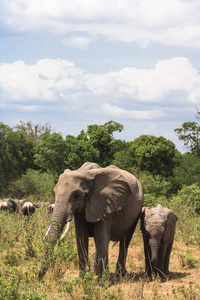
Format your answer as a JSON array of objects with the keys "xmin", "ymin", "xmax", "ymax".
[{"xmin": 43, "ymin": 217, "xmax": 72, "ymax": 242}]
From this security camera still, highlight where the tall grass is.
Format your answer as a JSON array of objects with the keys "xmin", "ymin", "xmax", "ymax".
[{"xmin": 0, "ymin": 203, "xmax": 200, "ymax": 299}]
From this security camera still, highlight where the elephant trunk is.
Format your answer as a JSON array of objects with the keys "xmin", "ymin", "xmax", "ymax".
[
  {"xmin": 47, "ymin": 209, "xmax": 67, "ymax": 242},
  {"xmin": 150, "ymin": 240, "xmax": 160, "ymax": 267},
  {"xmin": 39, "ymin": 204, "xmax": 68, "ymax": 278},
  {"xmin": 151, "ymin": 250, "xmax": 158, "ymax": 267}
]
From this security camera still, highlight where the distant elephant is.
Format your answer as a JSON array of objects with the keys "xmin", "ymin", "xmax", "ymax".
[
  {"xmin": 40, "ymin": 162, "xmax": 143, "ymax": 278},
  {"xmin": 21, "ymin": 199, "xmax": 40, "ymax": 217},
  {"xmin": 47, "ymin": 203, "xmax": 55, "ymax": 214},
  {"xmin": 0, "ymin": 199, "xmax": 18, "ymax": 212},
  {"xmin": 141, "ymin": 204, "xmax": 178, "ymax": 279}
]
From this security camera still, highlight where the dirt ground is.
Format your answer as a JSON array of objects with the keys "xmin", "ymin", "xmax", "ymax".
[
  {"xmin": 110, "ymin": 234, "xmax": 200, "ymax": 299},
  {"xmin": 62, "ymin": 231, "xmax": 200, "ymax": 299}
]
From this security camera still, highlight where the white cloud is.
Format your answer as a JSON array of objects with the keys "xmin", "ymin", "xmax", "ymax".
[
  {"xmin": 102, "ymin": 103, "xmax": 163, "ymax": 120},
  {"xmin": 62, "ymin": 36, "xmax": 91, "ymax": 49},
  {"xmin": 0, "ymin": 54, "xmax": 199, "ymax": 148},
  {"xmin": 1, "ymin": 0, "xmax": 200, "ymax": 48},
  {"xmin": 0, "ymin": 57, "xmax": 200, "ymax": 106},
  {"xmin": 0, "ymin": 59, "xmax": 84, "ymax": 101},
  {"xmin": 84, "ymin": 57, "xmax": 200, "ymax": 103}
]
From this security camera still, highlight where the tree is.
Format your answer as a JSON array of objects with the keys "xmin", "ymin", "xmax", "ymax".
[
  {"xmin": 0, "ymin": 122, "xmax": 35, "ymax": 194},
  {"xmin": 174, "ymin": 121, "xmax": 200, "ymax": 154},
  {"xmin": 34, "ymin": 133, "xmax": 67, "ymax": 175},
  {"xmin": 13, "ymin": 120, "xmax": 52, "ymax": 143},
  {"xmin": 112, "ymin": 141, "xmax": 136, "ymax": 172},
  {"xmin": 173, "ymin": 152, "xmax": 200, "ymax": 188},
  {"xmin": 85, "ymin": 121, "xmax": 124, "ymax": 166},
  {"xmin": 65, "ymin": 134, "xmax": 99, "ymax": 170},
  {"xmin": 130, "ymin": 135, "xmax": 178, "ymax": 178}
]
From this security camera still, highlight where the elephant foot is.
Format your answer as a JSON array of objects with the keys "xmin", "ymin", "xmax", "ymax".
[
  {"xmin": 164, "ymin": 269, "xmax": 170, "ymax": 275},
  {"xmin": 79, "ymin": 266, "xmax": 91, "ymax": 278},
  {"xmin": 115, "ymin": 263, "xmax": 128, "ymax": 278},
  {"xmin": 146, "ymin": 269, "xmax": 157, "ymax": 281},
  {"xmin": 146, "ymin": 272, "xmax": 153, "ymax": 281},
  {"xmin": 157, "ymin": 268, "xmax": 168, "ymax": 280},
  {"xmin": 39, "ymin": 266, "xmax": 47, "ymax": 279},
  {"xmin": 115, "ymin": 268, "xmax": 128, "ymax": 278}
]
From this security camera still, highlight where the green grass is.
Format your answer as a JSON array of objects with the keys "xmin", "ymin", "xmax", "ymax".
[{"xmin": 0, "ymin": 204, "xmax": 200, "ymax": 300}]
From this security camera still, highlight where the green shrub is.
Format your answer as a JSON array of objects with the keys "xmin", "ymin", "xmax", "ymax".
[
  {"xmin": 8, "ymin": 169, "xmax": 55, "ymax": 202},
  {"xmin": 0, "ymin": 272, "xmax": 20, "ymax": 300},
  {"xmin": 173, "ymin": 184, "xmax": 200, "ymax": 212},
  {"xmin": 170, "ymin": 184, "xmax": 200, "ymax": 244},
  {"xmin": 136, "ymin": 172, "xmax": 173, "ymax": 206}
]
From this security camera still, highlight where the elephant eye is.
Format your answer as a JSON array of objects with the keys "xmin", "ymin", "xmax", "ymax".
[{"xmin": 73, "ymin": 191, "xmax": 82, "ymax": 200}]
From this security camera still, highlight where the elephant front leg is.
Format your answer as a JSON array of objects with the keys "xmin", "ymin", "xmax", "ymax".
[
  {"xmin": 157, "ymin": 243, "xmax": 167, "ymax": 279},
  {"xmin": 164, "ymin": 241, "xmax": 173, "ymax": 275},
  {"xmin": 94, "ymin": 218, "xmax": 111, "ymax": 277},
  {"xmin": 74, "ymin": 214, "xmax": 89, "ymax": 274},
  {"xmin": 76, "ymin": 234, "xmax": 89, "ymax": 273},
  {"xmin": 92, "ymin": 246, "xmax": 98, "ymax": 274},
  {"xmin": 145, "ymin": 250, "xmax": 152, "ymax": 277}
]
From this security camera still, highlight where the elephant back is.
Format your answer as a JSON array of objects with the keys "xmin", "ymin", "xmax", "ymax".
[{"xmin": 78, "ymin": 162, "xmax": 102, "ymax": 174}]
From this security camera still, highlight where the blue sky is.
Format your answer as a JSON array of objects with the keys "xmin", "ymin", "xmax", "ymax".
[{"xmin": 1, "ymin": 0, "xmax": 200, "ymax": 153}]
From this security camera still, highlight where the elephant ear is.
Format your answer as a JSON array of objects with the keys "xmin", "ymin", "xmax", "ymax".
[
  {"xmin": 85, "ymin": 167, "xmax": 132, "ymax": 222},
  {"xmin": 140, "ymin": 207, "xmax": 150, "ymax": 229},
  {"xmin": 163, "ymin": 209, "xmax": 178, "ymax": 243}
]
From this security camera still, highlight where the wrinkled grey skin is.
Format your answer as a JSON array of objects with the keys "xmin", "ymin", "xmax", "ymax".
[
  {"xmin": 141, "ymin": 204, "xmax": 178, "ymax": 279},
  {"xmin": 40, "ymin": 162, "xmax": 143, "ymax": 278},
  {"xmin": 0, "ymin": 199, "xmax": 18, "ymax": 212}
]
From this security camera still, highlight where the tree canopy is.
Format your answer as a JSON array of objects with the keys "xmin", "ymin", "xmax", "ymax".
[
  {"xmin": 1, "ymin": 118, "xmax": 200, "ymax": 201},
  {"xmin": 174, "ymin": 121, "xmax": 200, "ymax": 155}
]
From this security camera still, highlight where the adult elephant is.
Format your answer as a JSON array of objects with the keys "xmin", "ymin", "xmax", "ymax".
[{"xmin": 40, "ymin": 162, "xmax": 143, "ymax": 278}]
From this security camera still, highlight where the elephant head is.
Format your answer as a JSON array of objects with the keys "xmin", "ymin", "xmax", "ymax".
[{"xmin": 141, "ymin": 204, "xmax": 178, "ymax": 277}]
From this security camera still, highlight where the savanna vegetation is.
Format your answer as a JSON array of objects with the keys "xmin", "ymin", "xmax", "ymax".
[{"xmin": 0, "ymin": 119, "xmax": 200, "ymax": 299}]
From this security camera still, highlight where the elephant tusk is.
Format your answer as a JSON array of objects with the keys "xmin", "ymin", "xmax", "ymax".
[
  {"xmin": 59, "ymin": 222, "xmax": 70, "ymax": 240},
  {"xmin": 43, "ymin": 225, "xmax": 51, "ymax": 241}
]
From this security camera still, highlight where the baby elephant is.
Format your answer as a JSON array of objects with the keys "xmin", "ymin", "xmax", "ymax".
[{"xmin": 141, "ymin": 204, "xmax": 178, "ymax": 279}]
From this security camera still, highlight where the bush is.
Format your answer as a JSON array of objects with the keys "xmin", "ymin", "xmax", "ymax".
[
  {"xmin": 136, "ymin": 172, "xmax": 173, "ymax": 207},
  {"xmin": 8, "ymin": 169, "xmax": 55, "ymax": 202},
  {"xmin": 170, "ymin": 184, "xmax": 200, "ymax": 244}
]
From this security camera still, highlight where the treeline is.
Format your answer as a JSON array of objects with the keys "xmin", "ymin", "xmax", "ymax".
[{"xmin": 1, "ymin": 119, "xmax": 200, "ymax": 208}]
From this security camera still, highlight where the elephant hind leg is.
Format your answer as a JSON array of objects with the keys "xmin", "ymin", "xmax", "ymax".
[
  {"xmin": 116, "ymin": 218, "xmax": 140, "ymax": 277},
  {"xmin": 115, "ymin": 238, "xmax": 128, "ymax": 277},
  {"xmin": 115, "ymin": 231, "xmax": 134, "ymax": 276}
]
